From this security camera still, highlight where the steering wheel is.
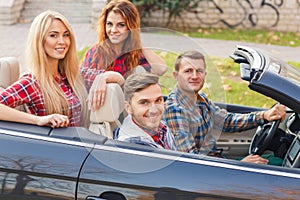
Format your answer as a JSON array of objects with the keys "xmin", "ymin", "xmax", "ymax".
[{"xmin": 249, "ymin": 120, "xmax": 280, "ymax": 155}]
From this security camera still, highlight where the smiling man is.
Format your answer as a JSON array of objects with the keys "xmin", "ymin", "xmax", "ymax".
[
  {"xmin": 117, "ymin": 72, "xmax": 176, "ymax": 150},
  {"xmin": 163, "ymin": 50, "xmax": 286, "ymax": 164}
]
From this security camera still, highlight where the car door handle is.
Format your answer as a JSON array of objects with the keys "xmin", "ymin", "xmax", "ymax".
[{"xmin": 86, "ymin": 196, "xmax": 106, "ymax": 200}]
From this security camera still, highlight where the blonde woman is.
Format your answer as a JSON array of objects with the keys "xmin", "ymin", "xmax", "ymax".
[{"xmin": 0, "ymin": 10, "xmax": 123, "ymax": 127}]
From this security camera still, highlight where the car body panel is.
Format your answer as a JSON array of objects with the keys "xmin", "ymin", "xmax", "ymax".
[
  {"xmin": 78, "ymin": 141, "xmax": 300, "ymax": 199},
  {"xmin": 0, "ymin": 121, "xmax": 92, "ymax": 199}
]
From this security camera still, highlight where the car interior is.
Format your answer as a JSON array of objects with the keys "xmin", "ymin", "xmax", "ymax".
[{"xmin": 0, "ymin": 56, "xmax": 299, "ymax": 169}]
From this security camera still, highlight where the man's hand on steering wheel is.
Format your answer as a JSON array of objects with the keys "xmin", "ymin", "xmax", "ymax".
[
  {"xmin": 249, "ymin": 104, "xmax": 286, "ymax": 156},
  {"xmin": 261, "ymin": 104, "xmax": 286, "ymax": 122}
]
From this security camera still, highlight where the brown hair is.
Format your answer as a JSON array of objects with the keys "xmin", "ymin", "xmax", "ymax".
[
  {"xmin": 94, "ymin": 0, "xmax": 143, "ymax": 72},
  {"xmin": 124, "ymin": 72, "xmax": 159, "ymax": 102},
  {"xmin": 174, "ymin": 50, "xmax": 206, "ymax": 71}
]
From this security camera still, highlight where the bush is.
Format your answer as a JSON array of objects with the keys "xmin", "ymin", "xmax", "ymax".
[{"xmin": 131, "ymin": 0, "xmax": 200, "ymax": 27}]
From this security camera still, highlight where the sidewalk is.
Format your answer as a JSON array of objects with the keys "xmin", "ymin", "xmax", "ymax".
[
  {"xmin": 0, "ymin": 23, "xmax": 97, "ymax": 71},
  {"xmin": 1, "ymin": 23, "xmax": 300, "ymax": 71}
]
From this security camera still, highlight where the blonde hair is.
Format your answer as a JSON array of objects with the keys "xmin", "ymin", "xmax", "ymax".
[
  {"xmin": 95, "ymin": 0, "xmax": 143, "ymax": 73},
  {"xmin": 25, "ymin": 10, "xmax": 89, "ymax": 126}
]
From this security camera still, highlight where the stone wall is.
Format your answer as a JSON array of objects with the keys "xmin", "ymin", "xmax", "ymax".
[
  {"xmin": 91, "ymin": 0, "xmax": 106, "ymax": 28},
  {"xmin": 0, "ymin": 0, "xmax": 25, "ymax": 25},
  {"xmin": 2, "ymin": 0, "xmax": 300, "ymax": 33},
  {"xmin": 141, "ymin": 0, "xmax": 300, "ymax": 32}
]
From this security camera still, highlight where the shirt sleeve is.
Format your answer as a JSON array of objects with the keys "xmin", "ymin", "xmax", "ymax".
[
  {"xmin": 0, "ymin": 75, "xmax": 40, "ymax": 108},
  {"xmin": 220, "ymin": 106, "xmax": 265, "ymax": 132},
  {"xmin": 139, "ymin": 54, "xmax": 151, "ymax": 72},
  {"xmin": 80, "ymin": 46, "xmax": 105, "ymax": 91},
  {"xmin": 164, "ymin": 105, "xmax": 200, "ymax": 154}
]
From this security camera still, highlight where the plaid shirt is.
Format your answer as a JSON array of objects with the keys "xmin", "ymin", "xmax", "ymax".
[
  {"xmin": 163, "ymin": 85, "xmax": 265, "ymax": 155},
  {"xmin": 0, "ymin": 73, "xmax": 82, "ymax": 127},
  {"xmin": 118, "ymin": 115, "xmax": 176, "ymax": 150},
  {"xmin": 80, "ymin": 45, "xmax": 151, "ymax": 91}
]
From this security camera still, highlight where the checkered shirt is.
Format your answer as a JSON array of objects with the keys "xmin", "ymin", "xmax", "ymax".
[
  {"xmin": 80, "ymin": 45, "xmax": 151, "ymax": 91},
  {"xmin": 163, "ymin": 85, "xmax": 265, "ymax": 155},
  {"xmin": 0, "ymin": 73, "xmax": 82, "ymax": 126}
]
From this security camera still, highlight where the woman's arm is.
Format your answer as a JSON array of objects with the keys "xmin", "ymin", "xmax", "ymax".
[
  {"xmin": 88, "ymin": 71, "xmax": 125, "ymax": 110},
  {"xmin": 142, "ymin": 48, "xmax": 167, "ymax": 76},
  {"xmin": 0, "ymin": 104, "xmax": 69, "ymax": 127}
]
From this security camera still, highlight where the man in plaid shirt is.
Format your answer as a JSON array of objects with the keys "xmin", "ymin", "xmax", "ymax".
[
  {"xmin": 164, "ymin": 50, "xmax": 286, "ymax": 164},
  {"xmin": 117, "ymin": 72, "xmax": 176, "ymax": 150}
]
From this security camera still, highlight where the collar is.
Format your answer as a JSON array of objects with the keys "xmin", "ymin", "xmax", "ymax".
[{"xmin": 173, "ymin": 85, "xmax": 207, "ymax": 108}]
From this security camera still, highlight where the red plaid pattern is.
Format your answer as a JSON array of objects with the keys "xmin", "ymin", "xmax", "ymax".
[
  {"xmin": 0, "ymin": 73, "xmax": 82, "ymax": 126},
  {"xmin": 80, "ymin": 45, "xmax": 151, "ymax": 91}
]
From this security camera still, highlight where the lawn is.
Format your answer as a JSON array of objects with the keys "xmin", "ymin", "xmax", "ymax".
[
  {"xmin": 186, "ymin": 28, "xmax": 300, "ymax": 47},
  {"xmin": 78, "ymin": 27, "xmax": 300, "ymax": 109}
]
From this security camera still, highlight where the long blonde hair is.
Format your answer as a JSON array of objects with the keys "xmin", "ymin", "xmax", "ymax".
[
  {"xmin": 25, "ymin": 10, "xmax": 89, "ymax": 126},
  {"xmin": 95, "ymin": 0, "xmax": 143, "ymax": 72}
]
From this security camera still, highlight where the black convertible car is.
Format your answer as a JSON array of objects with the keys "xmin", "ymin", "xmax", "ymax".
[{"xmin": 0, "ymin": 45, "xmax": 300, "ymax": 199}]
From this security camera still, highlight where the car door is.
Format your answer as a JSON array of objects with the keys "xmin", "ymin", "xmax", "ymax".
[
  {"xmin": 0, "ymin": 121, "xmax": 92, "ymax": 199},
  {"xmin": 77, "ymin": 139, "xmax": 300, "ymax": 200}
]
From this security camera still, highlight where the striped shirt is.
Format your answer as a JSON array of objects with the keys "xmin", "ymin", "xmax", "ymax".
[{"xmin": 164, "ymin": 85, "xmax": 265, "ymax": 155}]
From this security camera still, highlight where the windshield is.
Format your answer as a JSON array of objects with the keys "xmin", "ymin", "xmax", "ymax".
[{"xmin": 267, "ymin": 55, "xmax": 300, "ymax": 86}]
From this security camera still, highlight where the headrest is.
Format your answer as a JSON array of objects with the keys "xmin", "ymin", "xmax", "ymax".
[
  {"xmin": 90, "ymin": 81, "xmax": 125, "ymax": 123},
  {"xmin": 0, "ymin": 57, "xmax": 20, "ymax": 88}
]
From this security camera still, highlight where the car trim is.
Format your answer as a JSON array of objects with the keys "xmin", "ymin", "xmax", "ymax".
[
  {"xmin": 0, "ymin": 129, "xmax": 95, "ymax": 148},
  {"xmin": 93, "ymin": 143, "xmax": 300, "ymax": 179},
  {"xmin": 1, "ymin": 128, "xmax": 299, "ymax": 179}
]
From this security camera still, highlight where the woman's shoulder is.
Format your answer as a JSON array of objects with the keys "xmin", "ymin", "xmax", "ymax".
[
  {"xmin": 87, "ymin": 44, "xmax": 102, "ymax": 54},
  {"xmin": 19, "ymin": 72, "xmax": 38, "ymax": 84},
  {"xmin": 20, "ymin": 72, "xmax": 34, "ymax": 79}
]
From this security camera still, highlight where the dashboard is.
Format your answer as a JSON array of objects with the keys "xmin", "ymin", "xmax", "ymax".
[{"xmin": 283, "ymin": 113, "xmax": 300, "ymax": 168}]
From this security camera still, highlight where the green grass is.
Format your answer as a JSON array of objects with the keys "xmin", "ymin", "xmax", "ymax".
[
  {"xmin": 222, "ymin": 79, "xmax": 276, "ymax": 108},
  {"xmin": 186, "ymin": 28, "xmax": 300, "ymax": 47},
  {"xmin": 157, "ymin": 54, "xmax": 276, "ymax": 108},
  {"xmin": 78, "ymin": 47, "xmax": 89, "ymax": 63}
]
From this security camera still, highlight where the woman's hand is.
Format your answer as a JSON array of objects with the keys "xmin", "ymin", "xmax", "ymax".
[
  {"xmin": 37, "ymin": 114, "xmax": 69, "ymax": 128},
  {"xmin": 88, "ymin": 73, "xmax": 107, "ymax": 111},
  {"xmin": 88, "ymin": 72, "xmax": 124, "ymax": 111}
]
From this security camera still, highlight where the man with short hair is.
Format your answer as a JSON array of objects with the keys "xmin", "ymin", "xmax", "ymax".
[
  {"xmin": 117, "ymin": 72, "xmax": 176, "ymax": 150},
  {"xmin": 164, "ymin": 50, "xmax": 286, "ymax": 163}
]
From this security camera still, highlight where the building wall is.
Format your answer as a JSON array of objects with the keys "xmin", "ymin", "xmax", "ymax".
[
  {"xmin": 2, "ymin": 0, "xmax": 300, "ymax": 33},
  {"xmin": 141, "ymin": 0, "xmax": 300, "ymax": 32}
]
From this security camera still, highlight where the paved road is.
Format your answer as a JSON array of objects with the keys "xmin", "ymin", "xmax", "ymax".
[{"xmin": 1, "ymin": 23, "xmax": 300, "ymax": 71}]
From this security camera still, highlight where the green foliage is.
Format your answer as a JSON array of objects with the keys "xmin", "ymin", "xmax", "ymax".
[
  {"xmin": 77, "ymin": 47, "xmax": 89, "ymax": 64},
  {"xmin": 131, "ymin": 0, "xmax": 200, "ymax": 27}
]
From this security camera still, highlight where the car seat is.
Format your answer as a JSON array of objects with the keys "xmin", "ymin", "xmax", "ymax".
[
  {"xmin": 0, "ymin": 57, "xmax": 29, "ymax": 112},
  {"xmin": 89, "ymin": 77, "xmax": 125, "ymax": 139},
  {"xmin": 0, "ymin": 57, "xmax": 19, "ymax": 90}
]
